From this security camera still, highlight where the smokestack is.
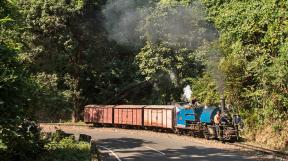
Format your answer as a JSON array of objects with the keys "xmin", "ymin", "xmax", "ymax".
[{"xmin": 220, "ymin": 96, "xmax": 225, "ymax": 113}]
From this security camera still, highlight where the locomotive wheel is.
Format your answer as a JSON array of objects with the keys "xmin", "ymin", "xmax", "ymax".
[
  {"xmin": 229, "ymin": 139, "xmax": 236, "ymax": 143},
  {"xmin": 93, "ymin": 123, "xmax": 101, "ymax": 127},
  {"xmin": 189, "ymin": 131, "xmax": 195, "ymax": 137},
  {"xmin": 227, "ymin": 136, "xmax": 236, "ymax": 143},
  {"xmin": 203, "ymin": 128, "xmax": 210, "ymax": 140},
  {"xmin": 204, "ymin": 133, "xmax": 210, "ymax": 140}
]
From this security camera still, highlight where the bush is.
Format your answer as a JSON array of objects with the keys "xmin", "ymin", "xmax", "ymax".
[
  {"xmin": 39, "ymin": 137, "xmax": 90, "ymax": 161},
  {"xmin": 51, "ymin": 130, "xmax": 68, "ymax": 142},
  {"xmin": 0, "ymin": 119, "xmax": 44, "ymax": 161}
]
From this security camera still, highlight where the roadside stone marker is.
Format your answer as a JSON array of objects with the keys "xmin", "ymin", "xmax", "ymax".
[{"xmin": 79, "ymin": 133, "xmax": 92, "ymax": 143}]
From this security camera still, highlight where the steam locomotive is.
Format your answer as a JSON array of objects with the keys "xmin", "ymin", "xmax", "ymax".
[{"xmin": 84, "ymin": 101, "xmax": 241, "ymax": 142}]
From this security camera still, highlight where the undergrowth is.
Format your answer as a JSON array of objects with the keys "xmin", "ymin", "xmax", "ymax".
[
  {"xmin": 243, "ymin": 120, "xmax": 288, "ymax": 152},
  {"xmin": 38, "ymin": 130, "xmax": 90, "ymax": 161}
]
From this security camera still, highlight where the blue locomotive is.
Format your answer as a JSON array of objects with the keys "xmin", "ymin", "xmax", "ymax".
[{"xmin": 174, "ymin": 104, "xmax": 240, "ymax": 142}]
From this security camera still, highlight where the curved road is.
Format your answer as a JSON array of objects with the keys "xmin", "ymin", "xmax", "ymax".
[{"xmin": 42, "ymin": 125, "xmax": 263, "ymax": 161}]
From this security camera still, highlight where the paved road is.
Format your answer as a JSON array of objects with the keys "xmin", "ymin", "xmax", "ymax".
[{"xmin": 42, "ymin": 125, "xmax": 260, "ymax": 161}]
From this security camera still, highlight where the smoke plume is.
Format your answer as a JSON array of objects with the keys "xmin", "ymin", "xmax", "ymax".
[
  {"xmin": 206, "ymin": 48, "xmax": 225, "ymax": 95},
  {"xmin": 102, "ymin": 0, "xmax": 218, "ymax": 49},
  {"xmin": 102, "ymin": 0, "xmax": 147, "ymax": 47}
]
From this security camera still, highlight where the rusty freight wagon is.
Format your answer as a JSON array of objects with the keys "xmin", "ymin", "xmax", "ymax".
[
  {"xmin": 84, "ymin": 105, "xmax": 176, "ymax": 129},
  {"xmin": 143, "ymin": 105, "xmax": 175, "ymax": 129},
  {"xmin": 113, "ymin": 105, "xmax": 145, "ymax": 127},
  {"xmin": 84, "ymin": 105, "xmax": 114, "ymax": 125}
]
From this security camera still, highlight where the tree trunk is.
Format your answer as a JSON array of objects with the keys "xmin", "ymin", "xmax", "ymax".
[
  {"xmin": 71, "ymin": 100, "xmax": 79, "ymax": 122},
  {"xmin": 71, "ymin": 110, "xmax": 79, "ymax": 123}
]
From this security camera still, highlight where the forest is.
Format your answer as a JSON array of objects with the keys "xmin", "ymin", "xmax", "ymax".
[{"xmin": 0, "ymin": 0, "xmax": 287, "ymax": 160}]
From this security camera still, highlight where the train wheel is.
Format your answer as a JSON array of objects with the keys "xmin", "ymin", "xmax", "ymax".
[
  {"xmin": 229, "ymin": 139, "xmax": 236, "ymax": 143},
  {"xmin": 204, "ymin": 133, "xmax": 210, "ymax": 140},
  {"xmin": 203, "ymin": 128, "xmax": 210, "ymax": 140},
  {"xmin": 174, "ymin": 128, "xmax": 181, "ymax": 135},
  {"xmin": 190, "ymin": 131, "xmax": 196, "ymax": 137}
]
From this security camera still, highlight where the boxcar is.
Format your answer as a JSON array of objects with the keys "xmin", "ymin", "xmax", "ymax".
[
  {"xmin": 113, "ymin": 105, "xmax": 145, "ymax": 126},
  {"xmin": 143, "ymin": 105, "xmax": 175, "ymax": 129},
  {"xmin": 84, "ymin": 105, "xmax": 114, "ymax": 124}
]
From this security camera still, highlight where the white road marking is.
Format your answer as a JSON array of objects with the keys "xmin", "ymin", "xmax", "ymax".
[
  {"xmin": 98, "ymin": 145, "xmax": 122, "ymax": 161},
  {"xmin": 144, "ymin": 146, "xmax": 166, "ymax": 156}
]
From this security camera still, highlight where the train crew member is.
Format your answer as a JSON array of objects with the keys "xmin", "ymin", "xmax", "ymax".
[
  {"xmin": 214, "ymin": 111, "xmax": 221, "ymax": 139},
  {"xmin": 191, "ymin": 96, "xmax": 201, "ymax": 107},
  {"xmin": 233, "ymin": 114, "xmax": 241, "ymax": 125},
  {"xmin": 220, "ymin": 113, "xmax": 229, "ymax": 124},
  {"xmin": 233, "ymin": 114, "xmax": 242, "ymax": 129}
]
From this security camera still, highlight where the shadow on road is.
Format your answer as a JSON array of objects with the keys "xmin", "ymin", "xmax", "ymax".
[
  {"xmin": 97, "ymin": 137, "xmax": 154, "ymax": 149},
  {"xmin": 120, "ymin": 145, "xmax": 259, "ymax": 161},
  {"xmin": 96, "ymin": 137, "xmax": 264, "ymax": 161}
]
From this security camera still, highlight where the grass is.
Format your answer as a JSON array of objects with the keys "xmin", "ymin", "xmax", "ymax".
[
  {"xmin": 38, "ymin": 137, "xmax": 91, "ymax": 161},
  {"xmin": 42, "ymin": 121, "xmax": 90, "ymax": 126}
]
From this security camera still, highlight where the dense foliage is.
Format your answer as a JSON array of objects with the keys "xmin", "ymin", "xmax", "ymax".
[
  {"xmin": 0, "ymin": 1, "xmax": 44, "ymax": 160},
  {"xmin": 0, "ymin": 44, "xmax": 44, "ymax": 160},
  {"xmin": 136, "ymin": 42, "xmax": 204, "ymax": 103},
  {"xmin": 202, "ymin": 0, "xmax": 288, "ymax": 127}
]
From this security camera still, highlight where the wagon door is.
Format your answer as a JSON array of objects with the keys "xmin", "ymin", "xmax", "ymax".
[
  {"xmin": 107, "ymin": 107, "xmax": 113, "ymax": 124},
  {"xmin": 120, "ymin": 109, "xmax": 126, "ymax": 124},
  {"xmin": 157, "ymin": 109, "xmax": 163, "ymax": 127},
  {"xmin": 151, "ymin": 109, "xmax": 158, "ymax": 126},
  {"xmin": 166, "ymin": 109, "xmax": 173, "ymax": 128},
  {"xmin": 99, "ymin": 108, "xmax": 104, "ymax": 123},
  {"xmin": 126, "ymin": 109, "xmax": 133, "ymax": 125},
  {"xmin": 92, "ymin": 108, "xmax": 98, "ymax": 122}
]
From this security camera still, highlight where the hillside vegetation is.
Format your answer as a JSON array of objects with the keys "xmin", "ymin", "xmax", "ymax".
[{"xmin": 202, "ymin": 0, "xmax": 288, "ymax": 151}]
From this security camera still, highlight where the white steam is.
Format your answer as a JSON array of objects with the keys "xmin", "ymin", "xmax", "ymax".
[{"xmin": 183, "ymin": 85, "xmax": 192, "ymax": 102}]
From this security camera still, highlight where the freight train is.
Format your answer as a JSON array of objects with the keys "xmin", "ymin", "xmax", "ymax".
[{"xmin": 84, "ymin": 103, "xmax": 241, "ymax": 142}]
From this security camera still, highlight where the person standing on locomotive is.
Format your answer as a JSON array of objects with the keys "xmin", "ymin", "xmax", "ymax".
[
  {"xmin": 214, "ymin": 111, "xmax": 221, "ymax": 139},
  {"xmin": 191, "ymin": 97, "xmax": 200, "ymax": 106}
]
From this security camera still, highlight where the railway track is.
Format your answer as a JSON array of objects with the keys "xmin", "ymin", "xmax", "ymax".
[{"xmin": 226, "ymin": 142, "xmax": 288, "ymax": 160}]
